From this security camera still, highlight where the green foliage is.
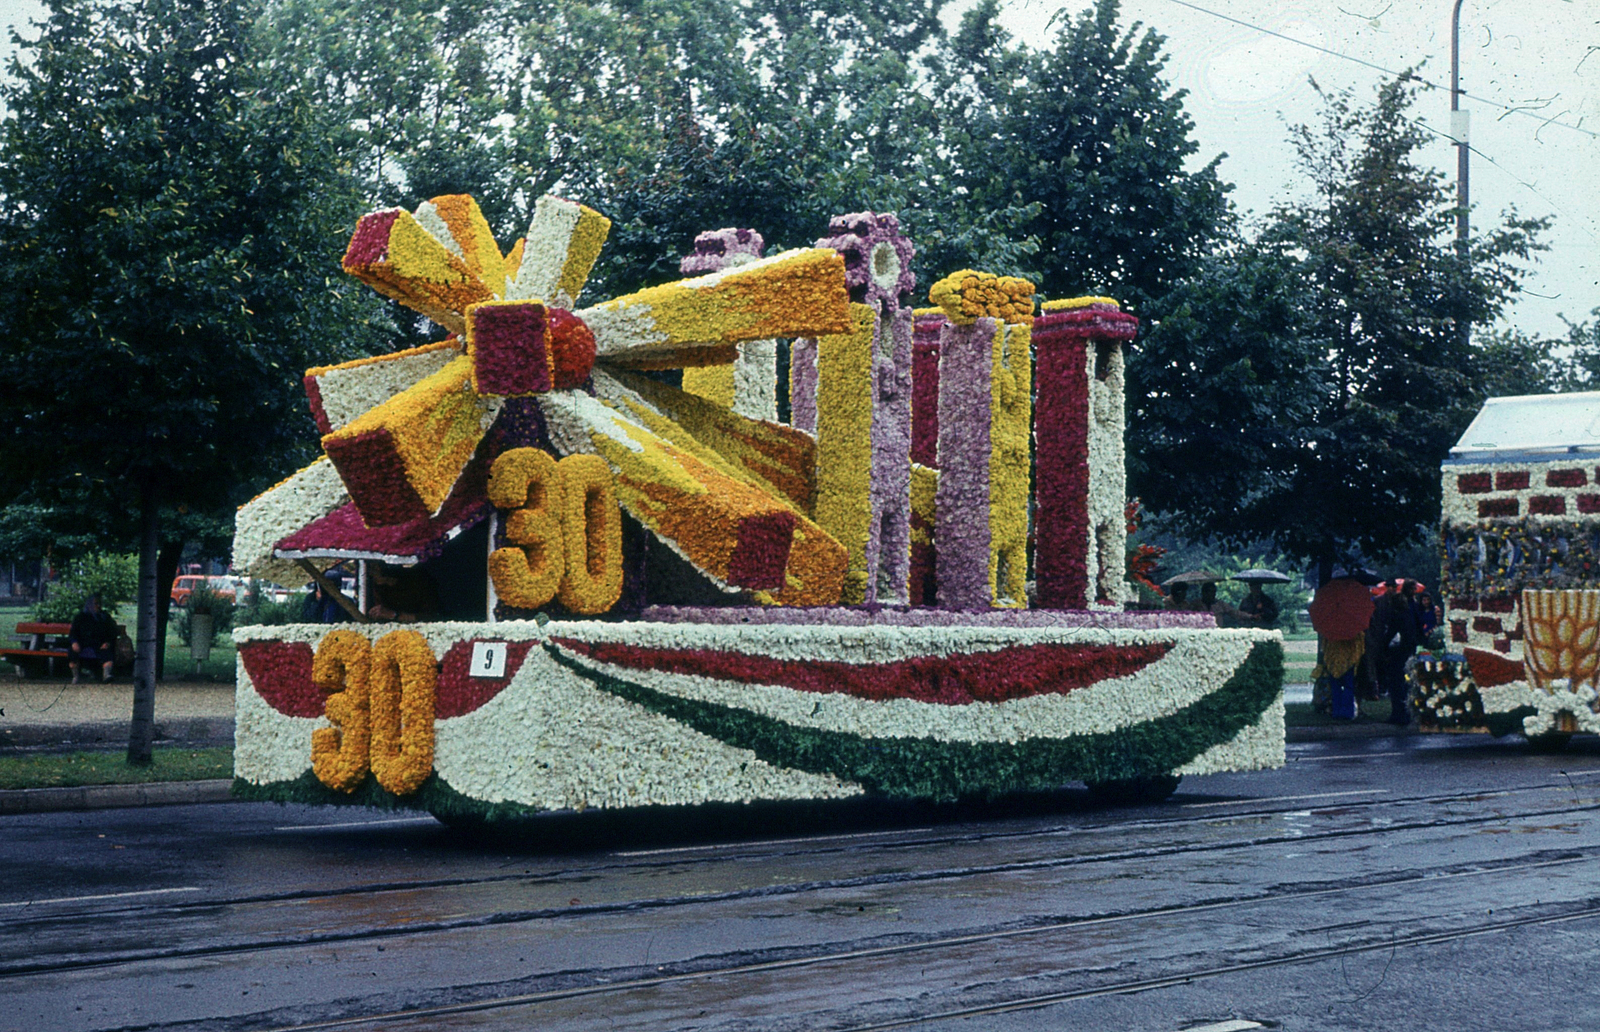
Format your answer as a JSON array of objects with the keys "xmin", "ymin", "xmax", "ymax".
[
  {"xmin": 234, "ymin": 587, "xmax": 299, "ymax": 627},
  {"xmin": 32, "ymin": 552, "xmax": 139, "ymax": 620},
  {"xmin": 1131, "ymin": 74, "xmax": 1546, "ymax": 567},
  {"xmin": 0, "ymin": 0, "xmax": 391, "ymax": 524},
  {"xmin": 928, "ymin": 0, "xmax": 1231, "ymax": 304}
]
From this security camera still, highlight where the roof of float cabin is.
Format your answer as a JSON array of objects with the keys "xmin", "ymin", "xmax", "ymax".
[{"xmin": 1447, "ymin": 391, "xmax": 1600, "ymax": 463}]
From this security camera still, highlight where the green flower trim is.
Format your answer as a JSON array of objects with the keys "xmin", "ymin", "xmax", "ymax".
[
  {"xmin": 233, "ymin": 639, "xmax": 1282, "ymax": 815},
  {"xmin": 547, "ymin": 638, "xmax": 1283, "ymax": 801},
  {"xmin": 231, "ymin": 771, "xmax": 543, "ymax": 824},
  {"xmin": 1483, "ymin": 706, "xmax": 1537, "ymax": 738}
]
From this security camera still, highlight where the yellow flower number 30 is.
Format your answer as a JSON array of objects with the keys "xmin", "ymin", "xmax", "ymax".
[
  {"xmin": 311, "ymin": 629, "xmax": 437, "ymax": 796},
  {"xmin": 487, "ymin": 447, "xmax": 624, "ymax": 614}
]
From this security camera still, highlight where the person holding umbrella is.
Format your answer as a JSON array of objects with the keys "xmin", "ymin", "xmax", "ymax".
[
  {"xmin": 1309, "ymin": 571, "xmax": 1378, "ymax": 720},
  {"xmin": 1232, "ymin": 569, "xmax": 1289, "ymax": 629}
]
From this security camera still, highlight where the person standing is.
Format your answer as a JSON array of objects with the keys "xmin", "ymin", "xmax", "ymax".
[
  {"xmin": 1375, "ymin": 582, "xmax": 1422, "ymax": 725},
  {"xmin": 69, "ymin": 593, "xmax": 117, "ymax": 684}
]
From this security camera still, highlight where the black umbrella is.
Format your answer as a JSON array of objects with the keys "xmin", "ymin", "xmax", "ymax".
[{"xmin": 1162, "ymin": 570, "xmax": 1225, "ymax": 587}]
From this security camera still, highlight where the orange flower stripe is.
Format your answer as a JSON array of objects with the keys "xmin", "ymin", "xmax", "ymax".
[
  {"xmin": 311, "ymin": 630, "xmax": 372, "ymax": 792},
  {"xmin": 421, "ymin": 194, "xmax": 506, "ymax": 297},
  {"xmin": 610, "ymin": 370, "xmax": 816, "ymax": 513},
  {"xmin": 368, "ymin": 629, "xmax": 437, "ymax": 796},
  {"xmin": 589, "ymin": 388, "xmax": 844, "ymax": 605}
]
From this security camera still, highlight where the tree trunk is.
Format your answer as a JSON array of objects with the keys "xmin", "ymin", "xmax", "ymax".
[
  {"xmin": 128, "ymin": 480, "xmax": 161, "ymax": 766},
  {"xmin": 154, "ymin": 537, "xmax": 183, "ymax": 681}
]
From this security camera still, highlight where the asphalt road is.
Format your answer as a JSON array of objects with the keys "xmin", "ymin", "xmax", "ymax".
[{"xmin": 9, "ymin": 733, "xmax": 1600, "ymax": 1032}]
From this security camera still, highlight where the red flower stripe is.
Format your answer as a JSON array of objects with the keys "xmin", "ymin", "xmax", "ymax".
[
  {"xmin": 1495, "ymin": 470, "xmax": 1529, "ymax": 490},
  {"xmin": 436, "ymin": 639, "xmax": 538, "ymax": 717},
  {"xmin": 551, "ymin": 638, "xmax": 1173, "ymax": 705},
  {"xmin": 1547, "ymin": 468, "xmax": 1588, "ymax": 488},
  {"xmin": 304, "ymin": 374, "xmax": 333, "ymax": 435},
  {"xmin": 1033, "ymin": 321, "xmax": 1090, "ymax": 608},
  {"xmin": 911, "ymin": 314, "xmax": 943, "ymax": 467},
  {"xmin": 238, "ymin": 641, "xmax": 322, "ymax": 717},
  {"xmin": 322, "ymin": 426, "xmax": 432, "ymax": 526},
  {"xmin": 1456, "ymin": 472, "xmax": 1492, "ymax": 494}
]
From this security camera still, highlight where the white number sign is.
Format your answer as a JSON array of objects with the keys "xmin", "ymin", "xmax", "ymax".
[{"xmin": 469, "ymin": 641, "xmax": 508, "ymax": 679}]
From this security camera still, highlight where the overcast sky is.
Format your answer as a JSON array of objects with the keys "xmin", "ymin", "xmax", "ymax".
[
  {"xmin": 0, "ymin": 0, "xmax": 1593, "ymax": 337},
  {"xmin": 985, "ymin": 0, "xmax": 1599, "ymax": 338}
]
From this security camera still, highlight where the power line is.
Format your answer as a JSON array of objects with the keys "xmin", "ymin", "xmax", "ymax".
[{"xmin": 1161, "ymin": 0, "xmax": 1600, "ymax": 141}]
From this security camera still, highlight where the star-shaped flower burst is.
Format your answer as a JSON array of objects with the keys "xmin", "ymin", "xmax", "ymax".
[{"xmin": 310, "ymin": 193, "xmax": 856, "ymax": 605}]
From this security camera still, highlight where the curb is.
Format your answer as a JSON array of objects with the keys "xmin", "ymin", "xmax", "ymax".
[{"xmin": 0, "ymin": 779, "xmax": 233, "ymax": 815}]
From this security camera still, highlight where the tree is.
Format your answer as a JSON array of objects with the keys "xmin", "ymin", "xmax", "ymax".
[
  {"xmin": 928, "ymin": 0, "xmax": 1231, "ymax": 304},
  {"xmin": 0, "ymin": 0, "xmax": 386, "ymax": 762},
  {"xmin": 1130, "ymin": 74, "xmax": 1546, "ymax": 575}
]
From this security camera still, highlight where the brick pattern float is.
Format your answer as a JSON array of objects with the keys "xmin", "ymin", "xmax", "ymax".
[{"xmin": 1440, "ymin": 458, "xmax": 1600, "ymax": 660}]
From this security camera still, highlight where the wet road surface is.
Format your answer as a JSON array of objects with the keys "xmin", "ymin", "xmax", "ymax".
[{"xmin": 9, "ymin": 733, "xmax": 1600, "ymax": 1031}]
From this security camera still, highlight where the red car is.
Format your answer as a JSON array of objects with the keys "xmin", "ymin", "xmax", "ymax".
[{"xmin": 170, "ymin": 575, "xmax": 240, "ymax": 606}]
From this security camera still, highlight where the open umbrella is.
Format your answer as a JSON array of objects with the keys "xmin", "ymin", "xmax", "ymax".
[
  {"xmin": 1309, "ymin": 577, "xmax": 1376, "ymax": 640},
  {"xmin": 1232, "ymin": 568, "xmax": 1292, "ymax": 584},
  {"xmin": 1162, "ymin": 570, "xmax": 1225, "ymax": 587}
]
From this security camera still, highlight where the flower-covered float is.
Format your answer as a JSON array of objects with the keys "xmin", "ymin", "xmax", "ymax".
[
  {"xmin": 230, "ymin": 193, "xmax": 1285, "ymax": 821},
  {"xmin": 1429, "ymin": 391, "xmax": 1600, "ymax": 743}
]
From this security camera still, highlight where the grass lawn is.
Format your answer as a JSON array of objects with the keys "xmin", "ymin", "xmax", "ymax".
[
  {"xmin": 1, "ymin": 602, "xmax": 235, "ymax": 682},
  {"xmin": 0, "ymin": 747, "xmax": 232, "ymax": 790}
]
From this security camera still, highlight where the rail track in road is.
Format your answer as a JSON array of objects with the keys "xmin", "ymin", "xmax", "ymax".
[
  {"xmin": 12, "ymin": 774, "xmax": 1600, "ymax": 1032},
  {"xmin": 243, "ymin": 844, "xmax": 1593, "ymax": 1030},
  {"xmin": 7, "ymin": 778, "xmax": 1600, "ymax": 982}
]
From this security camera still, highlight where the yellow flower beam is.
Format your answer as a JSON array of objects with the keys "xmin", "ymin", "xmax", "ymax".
[{"xmin": 299, "ymin": 191, "xmax": 855, "ymax": 606}]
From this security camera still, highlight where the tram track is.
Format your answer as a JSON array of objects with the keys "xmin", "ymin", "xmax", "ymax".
[
  {"xmin": 210, "ymin": 851, "xmax": 1600, "ymax": 1032},
  {"xmin": 8, "ymin": 776, "xmax": 1581, "ymax": 926},
  {"xmin": 8, "ymin": 782, "xmax": 1600, "ymax": 982}
]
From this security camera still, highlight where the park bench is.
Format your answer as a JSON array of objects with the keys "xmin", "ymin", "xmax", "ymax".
[{"xmin": 2, "ymin": 621, "xmax": 126, "ymax": 678}]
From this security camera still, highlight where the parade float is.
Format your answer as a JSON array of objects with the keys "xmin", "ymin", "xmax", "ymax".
[
  {"xmin": 228, "ymin": 192, "xmax": 1285, "ymax": 822},
  {"xmin": 1424, "ymin": 391, "xmax": 1600, "ymax": 744},
  {"xmin": 1420, "ymin": 392, "xmax": 1600, "ymax": 739}
]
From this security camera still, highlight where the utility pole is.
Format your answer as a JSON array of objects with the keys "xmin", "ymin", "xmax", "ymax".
[
  {"xmin": 1450, "ymin": 0, "xmax": 1470, "ymax": 252},
  {"xmin": 1451, "ymin": 0, "xmax": 1472, "ymax": 350}
]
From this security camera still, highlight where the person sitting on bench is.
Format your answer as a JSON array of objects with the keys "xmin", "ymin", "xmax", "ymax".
[{"xmin": 69, "ymin": 593, "xmax": 116, "ymax": 684}]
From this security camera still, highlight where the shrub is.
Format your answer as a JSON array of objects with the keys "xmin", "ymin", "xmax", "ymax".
[{"xmin": 33, "ymin": 552, "xmax": 138, "ymax": 621}]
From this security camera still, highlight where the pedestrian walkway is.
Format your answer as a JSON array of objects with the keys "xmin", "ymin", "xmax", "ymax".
[{"xmin": 0, "ymin": 679, "xmax": 234, "ymax": 751}]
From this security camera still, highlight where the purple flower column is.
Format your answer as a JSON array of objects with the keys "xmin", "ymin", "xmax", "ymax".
[
  {"xmin": 815, "ymin": 212, "xmax": 916, "ymax": 604},
  {"xmin": 934, "ymin": 318, "xmax": 996, "ymax": 610},
  {"xmin": 789, "ymin": 337, "xmax": 818, "ymax": 434}
]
